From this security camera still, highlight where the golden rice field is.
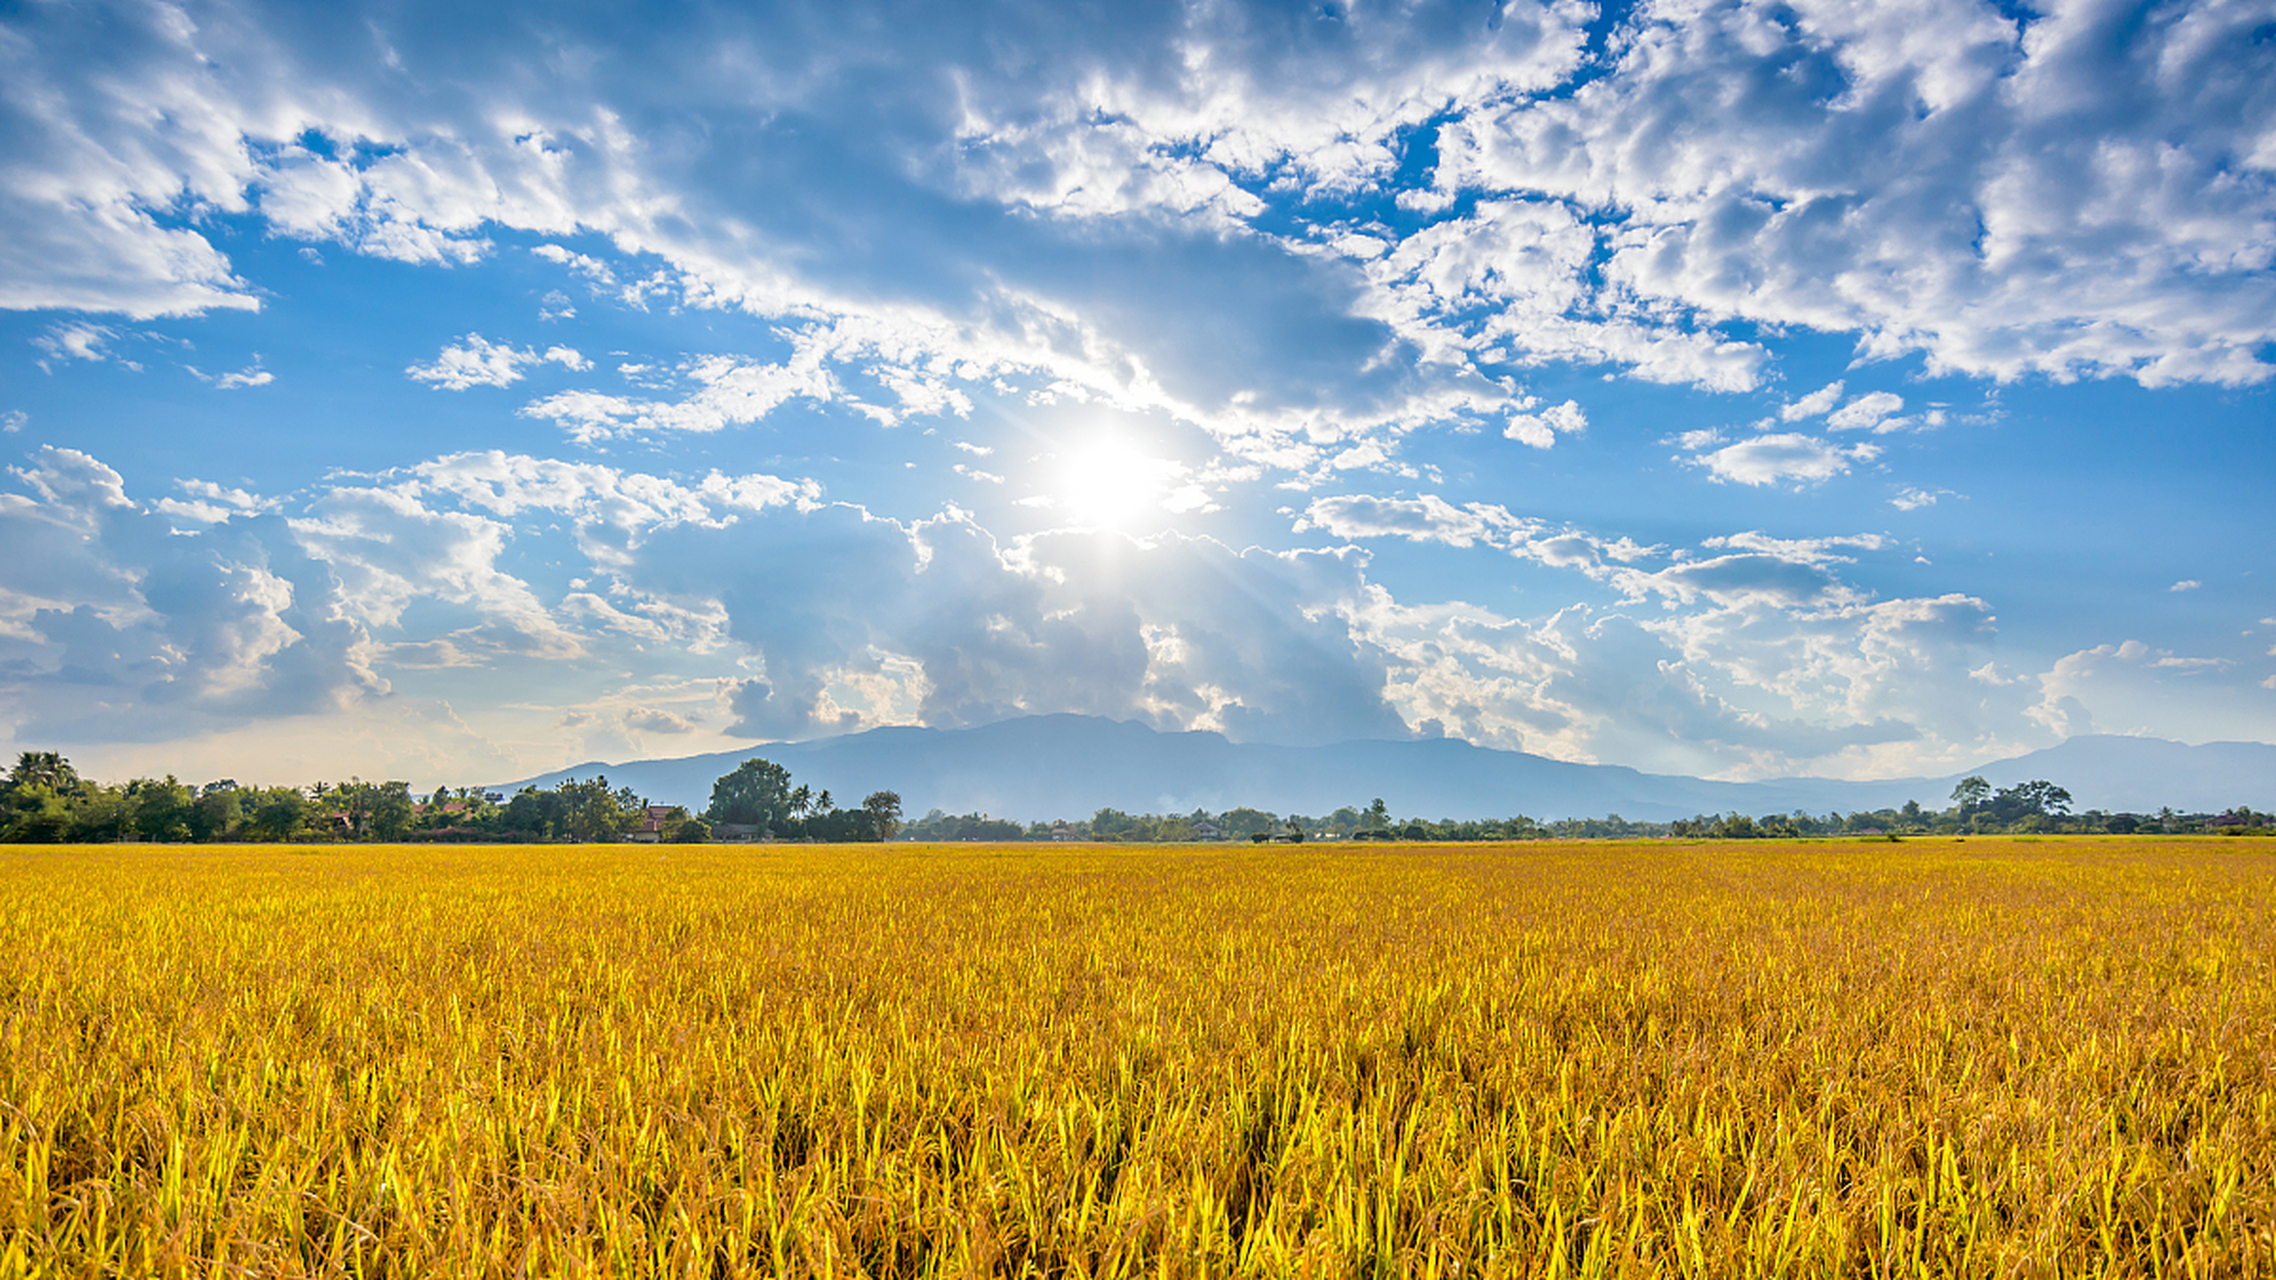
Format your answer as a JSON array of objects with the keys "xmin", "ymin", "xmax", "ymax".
[{"xmin": 2, "ymin": 837, "xmax": 2273, "ymax": 1278}]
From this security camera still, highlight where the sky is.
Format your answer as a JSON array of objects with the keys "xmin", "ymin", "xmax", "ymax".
[{"xmin": 1, "ymin": 0, "xmax": 2271, "ymax": 790}]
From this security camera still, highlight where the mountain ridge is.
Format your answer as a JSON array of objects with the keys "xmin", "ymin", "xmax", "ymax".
[{"xmin": 497, "ymin": 715, "xmax": 2274, "ymax": 822}]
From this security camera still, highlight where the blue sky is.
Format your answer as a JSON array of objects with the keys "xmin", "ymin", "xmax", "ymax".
[{"xmin": 2, "ymin": 0, "xmax": 2271, "ymax": 787}]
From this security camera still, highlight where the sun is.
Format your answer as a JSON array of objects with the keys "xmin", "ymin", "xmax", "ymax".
[{"xmin": 1045, "ymin": 435, "xmax": 1184, "ymax": 531}]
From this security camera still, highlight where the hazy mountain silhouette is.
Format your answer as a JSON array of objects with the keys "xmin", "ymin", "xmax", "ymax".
[{"xmin": 499, "ymin": 715, "xmax": 2273, "ymax": 822}]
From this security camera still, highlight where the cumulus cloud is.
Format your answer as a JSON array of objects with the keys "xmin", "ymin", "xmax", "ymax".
[
  {"xmin": 153, "ymin": 478, "xmax": 275, "ymax": 527},
  {"xmin": 1827, "ymin": 391, "xmax": 1907, "ymax": 433},
  {"xmin": 403, "ymin": 449, "xmax": 818, "ymax": 572},
  {"xmin": 407, "ymin": 334, "xmax": 582, "ymax": 391},
  {"xmin": 2030, "ymin": 638, "xmax": 2254, "ymax": 743},
  {"xmin": 2170, "ymin": 579, "xmax": 2202, "ymax": 592},
  {"xmin": 1502, "ymin": 398, "xmax": 1586, "ymax": 448},
  {"xmin": 5, "ymin": 437, "xmax": 2260, "ymax": 779},
  {"xmin": 615, "ymin": 505, "xmax": 1409, "ymax": 746},
  {"xmin": 624, "ymin": 707, "xmax": 698, "ymax": 734},
  {"xmin": 1356, "ymin": 583, "xmax": 2030, "ymax": 780},
  {"xmin": 1781, "ymin": 380, "xmax": 1846, "ymax": 422},
  {"xmin": 7, "ymin": 0, "xmax": 2259, "ymax": 513},
  {"xmin": 0, "ymin": 447, "xmax": 376, "ymax": 743},
  {"xmin": 5, "ymin": 0, "xmax": 2271, "ymax": 777},
  {"xmin": 1433, "ymin": 0, "xmax": 2276, "ymax": 387},
  {"xmin": 1690, "ymin": 433, "xmax": 1882, "ymax": 486},
  {"xmin": 1298, "ymin": 494, "xmax": 1519, "ymax": 548}
]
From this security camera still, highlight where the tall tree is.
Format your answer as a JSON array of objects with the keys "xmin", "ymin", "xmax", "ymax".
[
  {"xmin": 707, "ymin": 758, "xmax": 796, "ymax": 833},
  {"xmin": 862, "ymin": 790, "xmax": 903, "ymax": 841},
  {"xmin": 6, "ymin": 751, "xmax": 80, "ymax": 795},
  {"xmin": 1993, "ymin": 780, "xmax": 2073, "ymax": 822},
  {"xmin": 246, "ymin": 787, "xmax": 310, "ymax": 842}
]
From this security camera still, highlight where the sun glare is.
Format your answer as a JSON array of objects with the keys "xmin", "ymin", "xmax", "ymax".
[{"xmin": 1047, "ymin": 435, "xmax": 1182, "ymax": 531}]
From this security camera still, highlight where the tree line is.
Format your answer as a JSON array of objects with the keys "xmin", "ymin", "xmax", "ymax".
[
  {"xmin": 893, "ymin": 778, "xmax": 2271, "ymax": 842},
  {"xmin": 0, "ymin": 751, "xmax": 900, "ymax": 844},
  {"xmin": 4, "ymin": 748, "xmax": 2264, "ymax": 844}
]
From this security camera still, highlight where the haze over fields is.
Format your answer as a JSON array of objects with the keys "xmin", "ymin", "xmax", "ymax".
[
  {"xmin": 507, "ymin": 715, "xmax": 2276, "ymax": 822},
  {"xmin": 2, "ymin": 0, "xmax": 2271, "ymax": 790}
]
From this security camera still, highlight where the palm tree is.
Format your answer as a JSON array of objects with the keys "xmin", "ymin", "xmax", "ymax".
[{"xmin": 7, "ymin": 751, "xmax": 79, "ymax": 794}]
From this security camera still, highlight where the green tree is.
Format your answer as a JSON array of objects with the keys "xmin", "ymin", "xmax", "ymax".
[
  {"xmin": 1090, "ymin": 807, "xmax": 1141, "ymax": 841},
  {"xmin": 657, "ymin": 807, "xmax": 710, "ymax": 842},
  {"xmin": 862, "ymin": 790, "xmax": 903, "ymax": 841},
  {"xmin": 368, "ymin": 782, "xmax": 417, "ymax": 840},
  {"xmin": 1951, "ymin": 775, "xmax": 1991, "ymax": 816},
  {"xmin": 0, "ymin": 782, "xmax": 77, "ymax": 842},
  {"xmin": 246, "ymin": 787, "xmax": 311, "ymax": 841},
  {"xmin": 707, "ymin": 757, "xmax": 796, "ymax": 833},
  {"xmin": 555, "ymin": 776, "xmax": 640, "ymax": 842},
  {"xmin": 1992, "ymin": 779, "xmax": 2072, "ymax": 823},
  {"xmin": 187, "ymin": 786, "xmax": 248, "ymax": 842},
  {"xmin": 6, "ymin": 751, "xmax": 82, "ymax": 796},
  {"xmin": 1216, "ymin": 807, "xmax": 1278, "ymax": 839},
  {"xmin": 127, "ymin": 776, "xmax": 195, "ymax": 842}
]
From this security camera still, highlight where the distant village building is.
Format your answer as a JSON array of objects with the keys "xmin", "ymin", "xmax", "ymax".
[
  {"xmin": 1050, "ymin": 822, "xmax": 1076, "ymax": 842},
  {"xmin": 628, "ymin": 804, "xmax": 676, "ymax": 843},
  {"xmin": 1191, "ymin": 821, "xmax": 1221, "ymax": 841}
]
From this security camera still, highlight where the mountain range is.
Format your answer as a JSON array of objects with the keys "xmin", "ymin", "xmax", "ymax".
[{"xmin": 498, "ymin": 715, "xmax": 2274, "ymax": 822}]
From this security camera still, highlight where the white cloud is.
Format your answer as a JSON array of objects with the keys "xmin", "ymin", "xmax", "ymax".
[
  {"xmin": 1890, "ymin": 486, "xmax": 1955, "ymax": 511},
  {"xmin": 5, "ymin": 2, "xmax": 2273, "ymax": 779},
  {"xmin": 1297, "ymin": 494, "xmax": 1526, "ymax": 548},
  {"xmin": 0, "ymin": 448, "xmax": 377, "ymax": 742},
  {"xmin": 1827, "ymin": 391, "xmax": 1907, "ymax": 433},
  {"xmin": 3, "ymin": 0, "xmax": 2270, "ymax": 426},
  {"xmin": 1781, "ymin": 380, "xmax": 1846, "ymax": 422},
  {"xmin": 408, "ymin": 334, "xmax": 549, "ymax": 391},
  {"xmin": 4, "ymin": 438, "xmax": 2264, "ymax": 780},
  {"xmin": 1690, "ymin": 434, "xmax": 1881, "ymax": 487},
  {"xmin": 1356, "ymin": 583, "xmax": 2036, "ymax": 780},
  {"xmin": 403, "ymin": 449, "xmax": 818, "ymax": 569},
  {"xmin": 1702, "ymin": 531, "xmax": 1891, "ymax": 564},
  {"xmin": 532, "ymin": 245, "xmax": 622, "ymax": 291},
  {"xmin": 32, "ymin": 322, "xmax": 123, "ymax": 371},
  {"xmin": 1502, "ymin": 398, "xmax": 1586, "ymax": 448},
  {"xmin": 1, "ymin": 411, "xmax": 25, "ymax": 434},
  {"xmin": 152, "ymin": 478, "xmax": 275, "ymax": 527},
  {"xmin": 2031, "ymin": 639, "xmax": 2258, "ymax": 743},
  {"xmin": 624, "ymin": 707, "xmax": 698, "ymax": 734},
  {"xmin": 190, "ymin": 358, "xmax": 273, "ymax": 390},
  {"xmin": 1434, "ymin": 0, "xmax": 2276, "ymax": 387},
  {"xmin": 521, "ymin": 353, "xmax": 838, "ymax": 441},
  {"xmin": 1608, "ymin": 535, "xmax": 1887, "ymax": 610},
  {"xmin": 2170, "ymin": 579, "xmax": 2202, "ymax": 592}
]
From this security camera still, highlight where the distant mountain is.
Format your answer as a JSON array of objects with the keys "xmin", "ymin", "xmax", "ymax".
[
  {"xmin": 499, "ymin": 715, "xmax": 2274, "ymax": 822},
  {"xmin": 1934, "ymin": 734, "xmax": 2274, "ymax": 815}
]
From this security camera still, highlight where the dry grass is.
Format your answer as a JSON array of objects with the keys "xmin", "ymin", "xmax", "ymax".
[{"xmin": 2, "ymin": 836, "xmax": 2272, "ymax": 1277}]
